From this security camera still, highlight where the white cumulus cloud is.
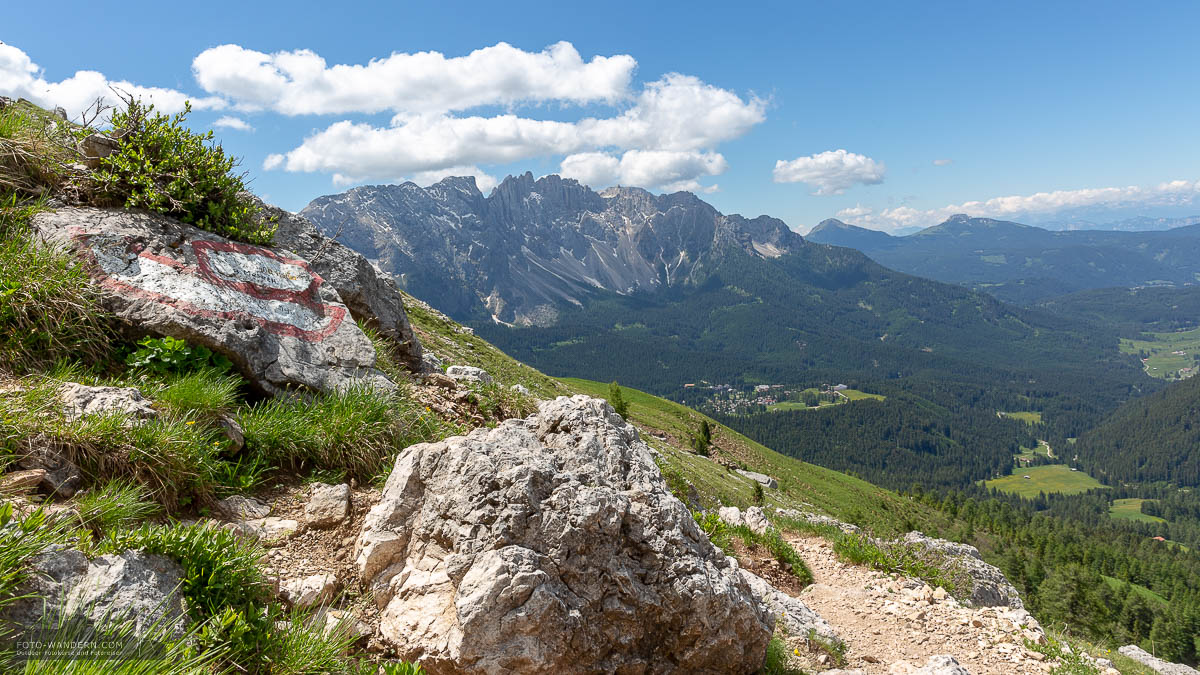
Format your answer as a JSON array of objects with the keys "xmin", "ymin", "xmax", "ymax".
[
  {"xmin": 836, "ymin": 180, "xmax": 1200, "ymax": 232},
  {"xmin": 213, "ymin": 115, "xmax": 253, "ymax": 131},
  {"xmin": 773, "ymin": 149, "xmax": 886, "ymax": 195},
  {"xmin": 561, "ymin": 150, "xmax": 726, "ymax": 193},
  {"xmin": 192, "ymin": 41, "xmax": 636, "ymax": 115},
  {"xmin": 933, "ymin": 158, "xmax": 953, "ymax": 166},
  {"xmin": 265, "ymin": 72, "xmax": 765, "ymax": 193},
  {"xmin": 0, "ymin": 43, "xmax": 222, "ymax": 119}
]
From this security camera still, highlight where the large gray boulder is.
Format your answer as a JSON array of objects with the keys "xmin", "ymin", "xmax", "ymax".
[
  {"xmin": 902, "ymin": 531, "xmax": 1023, "ymax": 609},
  {"xmin": 33, "ymin": 207, "xmax": 394, "ymax": 396},
  {"xmin": 265, "ymin": 201, "xmax": 424, "ymax": 371},
  {"xmin": 1, "ymin": 548, "xmax": 187, "ymax": 639},
  {"xmin": 356, "ymin": 395, "xmax": 774, "ymax": 674},
  {"xmin": 739, "ymin": 568, "xmax": 838, "ymax": 643}
]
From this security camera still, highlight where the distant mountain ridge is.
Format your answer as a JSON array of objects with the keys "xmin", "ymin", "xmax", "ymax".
[
  {"xmin": 301, "ymin": 173, "xmax": 797, "ymax": 325},
  {"xmin": 806, "ymin": 215, "xmax": 1200, "ymax": 303}
]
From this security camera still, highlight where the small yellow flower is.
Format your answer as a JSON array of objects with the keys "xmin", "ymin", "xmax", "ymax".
[
  {"xmin": 186, "ymin": 420, "xmax": 196, "ymax": 425},
  {"xmin": 793, "ymin": 649, "xmax": 800, "ymax": 657}
]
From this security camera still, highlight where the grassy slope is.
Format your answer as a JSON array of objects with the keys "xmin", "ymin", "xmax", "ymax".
[
  {"xmin": 1102, "ymin": 575, "xmax": 1169, "ymax": 606},
  {"xmin": 401, "ymin": 298, "xmax": 955, "ymax": 537},
  {"xmin": 401, "ymin": 291, "xmax": 571, "ymax": 400},
  {"xmin": 1121, "ymin": 326, "xmax": 1200, "ymax": 380}
]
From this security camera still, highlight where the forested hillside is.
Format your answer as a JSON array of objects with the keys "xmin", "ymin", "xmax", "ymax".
[
  {"xmin": 1073, "ymin": 374, "xmax": 1200, "ymax": 486},
  {"xmin": 484, "ymin": 244, "xmax": 1153, "ymax": 489}
]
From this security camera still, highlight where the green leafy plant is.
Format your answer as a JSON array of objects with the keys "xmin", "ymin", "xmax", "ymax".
[
  {"xmin": 212, "ymin": 453, "xmax": 270, "ymax": 495},
  {"xmin": 759, "ymin": 635, "xmax": 804, "ymax": 675},
  {"xmin": 100, "ymin": 523, "xmax": 276, "ymax": 671},
  {"xmin": 125, "ymin": 336, "xmax": 232, "ymax": 376},
  {"xmin": 92, "ymin": 99, "xmax": 274, "ymax": 244}
]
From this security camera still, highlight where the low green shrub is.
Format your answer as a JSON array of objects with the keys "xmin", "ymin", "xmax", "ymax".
[
  {"xmin": 831, "ymin": 534, "xmax": 966, "ymax": 597},
  {"xmin": 271, "ymin": 611, "xmax": 365, "ymax": 675},
  {"xmin": 92, "ymin": 100, "xmax": 274, "ymax": 245},
  {"xmin": 150, "ymin": 368, "xmax": 242, "ymax": 415},
  {"xmin": 693, "ymin": 511, "xmax": 813, "ymax": 585},
  {"xmin": 125, "ymin": 336, "xmax": 232, "ymax": 377},
  {"xmin": 759, "ymin": 634, "xmax": 803, "ymax": 675}
]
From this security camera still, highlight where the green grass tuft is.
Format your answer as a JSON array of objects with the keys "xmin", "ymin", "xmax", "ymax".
[
  {"xmin": 239, "ymin": 384, "xmax": 458, "ymax": 479},
  {"xmin": 75, "ymin": 479, "xmax": 160, "ymax": 536},
  {"xmin": 0, "ymin": 196, "xmax": 114, "ymax": 372}
]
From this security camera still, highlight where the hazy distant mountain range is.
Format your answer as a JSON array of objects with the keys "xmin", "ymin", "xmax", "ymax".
[{"xmin": 806, "ymin": 215, "xmax": 1200, "ymax": 303}]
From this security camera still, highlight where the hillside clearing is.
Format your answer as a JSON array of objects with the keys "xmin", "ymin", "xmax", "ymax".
[
  {"xmin": 984, "ymin": 464, "xmax": 1105, "ymax": 498},
  {"xmin": 1109, "ymin": 498, "xmax": 1166, "ymax": 524}
]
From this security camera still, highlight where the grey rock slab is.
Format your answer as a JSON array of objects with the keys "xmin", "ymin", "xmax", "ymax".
[
  {"xmin": 230, "ymin": 517, "xmax": 299, "ymax": 546},
  {"xmin": 280, "ymin": 573, "xmax": 337, "ymax": 609},
  {"xmin": 739, "ymin": 567, "xmax": 838, "ymax": 643},
  {"xmin": 15, "ymin": 445, "xmax": 82, "ymax": 498},
  {"xmin": 217, "ymin": 495, "xmax": 270, "ymax": 521},
  {"xmin": 1, "ymin": 548, "xmax": 186, "ymax": 640},
  {"xmin": 264, "ymin": 200, "xmax": 424, "ymax": 371},
  {"xmin": 902, "ymin": 531, "xmax": 1024, "ymax": 609},
  {"xmin": 736, "ymin": 469, "xmax": 778, "ymax": 489},
  {"xmin": 59, "ymin": 383, "xmax": 156, "ymax": 423},
  {"xmin": 1118, "ymin": 646, "xmax": 1199, "ymax": 675},
  {"xmin": 33, "ymin": 207, "xmax": 395, "ymax": 396},
  {"xmin": 743, "ymin": 506, "xmax": 770, "ymax": 535},
  {"xmin": 356, "ymin": 394, "xmax": 773, "ymax": 674},
  {"xmin": 444, "ymin": 365, "xmax": 492, "ymax": 384},
  {"xmin": 305, "ymin": 482, "xmax": 350, "ymax": 528}
]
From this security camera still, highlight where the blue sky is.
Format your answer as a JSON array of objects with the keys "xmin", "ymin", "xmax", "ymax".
[{"xmin": 5, "ymin": 1, "xmax": 1199, "ymax": 232}]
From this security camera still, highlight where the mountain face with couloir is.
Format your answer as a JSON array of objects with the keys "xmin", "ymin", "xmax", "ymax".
[
  {"xmin": 807, "ymin": 215, "xmax": 1200, "ymax": 304},
  {"xmin": 300, "ymin": 172, "xmax": 796, "ymax": 326}
]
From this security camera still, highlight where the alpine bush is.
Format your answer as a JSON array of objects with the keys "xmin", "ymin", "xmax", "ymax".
[{"xmin": 93, "ymin": 100, "xmax": 274, "ymax": 245}]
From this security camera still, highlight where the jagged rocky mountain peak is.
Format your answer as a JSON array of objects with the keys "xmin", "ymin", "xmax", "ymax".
[{"xmin": 300, "ymin": 173, "xmax": 804, "ymax": 325}]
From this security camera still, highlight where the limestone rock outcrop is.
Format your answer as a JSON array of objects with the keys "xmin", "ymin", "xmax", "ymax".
[
  {"xmin": 356, "ymin": 395, "xmax": 773, "ymax": 674},
  {"xmin": 33, "ymin": 207, "xmax": 394, "ymax": 396},
  {"xmin": 739, "ymin": 568, "xmax": 838, "ymax": 642},
  {"xmin": 902, "ymin": 532, "xmax": 1023, "ymax": 609},
  {"xmin": 0, "ymin": 548, "xmax": 187, "ymax": 639},
  {"xmin": 59, "ymin": 383, "xmax": 156, "ymax": 423},
  {"xmin": 1117, "ymin": 646, "xmax": 1199, "ymax": 675}
]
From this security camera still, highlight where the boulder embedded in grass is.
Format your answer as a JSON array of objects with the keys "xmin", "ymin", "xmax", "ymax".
[
  {"xmin": 444, "ymin": 365, "xmax": 492, "ymax": 384},
  {"xmin": 33, "ymin": 207, "xmax": 395, "ymax": 396}
]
